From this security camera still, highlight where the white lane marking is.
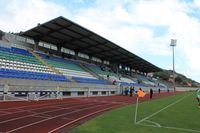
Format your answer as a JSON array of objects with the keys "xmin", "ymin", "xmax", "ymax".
[
  {"xmin": 137, "ymin": 122, "xmax": 159, "ymax": 128},
  {"xmin": 61, "ymin": 117, "xmax": 75, "ymax": 120},
  {"xmin": 0, "ymin": 102, "xmax": 98, "ymax": 124},
  {"xmin": 138, "ymin": 122, "xmax": 200, "ymax": 133},
  {"xmin": 32, "ymin": 115, "xmax": 50, "ymax": 119},
  {"xmin": 0, "ymin": 100, "xmax": 93, "ymax": 117},
  {"xmin": 6, "ymin": 103, "xmax": 113, "ymax": 133},
  {"xmin": 0, "ymin": 100, "xmax": 80, "ymax": 111},
  {"xmin": 145, "ymin": 120, "xmax": 161, "ymax": 127},
  {"xmin": 162, "ymin": 126, "xmax": 200, "ymax": 133},
  {"xmin": 48, "ymin": 106, "xmax": 115, "ymax": 133}
]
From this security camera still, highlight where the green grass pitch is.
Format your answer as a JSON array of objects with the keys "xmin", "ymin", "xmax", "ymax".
[{"xmin": 71, "ymin": 92, "xmax": 200, "ymax": 133}]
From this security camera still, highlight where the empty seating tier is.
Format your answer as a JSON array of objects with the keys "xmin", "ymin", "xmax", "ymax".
[
  {"xmin": 86, "ymin": 64, "xmax": 135, "ymax": 85},
  {"xmin": 38, "ymin": 53, "xmax": 110, "ymax": 84},
  {"xmin": 0, "ymin": 46, "xmax": 54, "ymax": 74},
  {"xmin": 0, "ymin": 45, "xmax": 67, "ymax": 81},
  {"xmin": 0, "ymin": 68, "xmax": 67, "ymax": 81},
  {"xmin": 72, "ymin": 77, "xmax": 109, "ymax": 84},
  {"xmin": 39, "ymin": 53, "xmax": 97, "ymax": 79}
]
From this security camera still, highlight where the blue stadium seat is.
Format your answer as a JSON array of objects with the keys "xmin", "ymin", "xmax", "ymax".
[
  {"xmin": 72, "ymin": 77, "xmax": 109, "ymax": 84},
  {"xmin": 0, "ymin": 46, "xmax": 32, "ymax": 56},
  {"xmin": 0, "ymin": 68, "xmax": 68, "ymax": 82}
]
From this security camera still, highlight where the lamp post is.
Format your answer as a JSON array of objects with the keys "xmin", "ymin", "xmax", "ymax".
[{"xmin": 170, "ymin": 39, "xmax": 177, "ymax": 92}]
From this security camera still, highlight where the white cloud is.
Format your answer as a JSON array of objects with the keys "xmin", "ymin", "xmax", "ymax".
[
  {"xmin": 74, "ymin": 5, "xmax": 169, "ymax": 56},
  {"xmin": 73, "ymin": 0, "xmax": 200, "ymax": 82},
  {"xmin": 0, "ymin": 0, "xmax": 69, "ymax": 32}
]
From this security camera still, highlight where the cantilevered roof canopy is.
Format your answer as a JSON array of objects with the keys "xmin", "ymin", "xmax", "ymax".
[{"xmin": 20, "ymin": 16, "xmax": 162, "ymax": 73}]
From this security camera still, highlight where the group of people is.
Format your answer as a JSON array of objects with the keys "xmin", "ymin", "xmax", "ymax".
[
  {"xmin": 123, "ymin": 87, "xmax": 200, "ymax": 107},
  {"xmin": 123, "ymin": 87, "xmax": 164, "ymax": 99},
  {"xmin": 124, "ymin": 87, "xmax": 135, "ymax": 97},
  {"xmin": 150, "ymin": 88, "xmax": 161, "ymax": 99}
]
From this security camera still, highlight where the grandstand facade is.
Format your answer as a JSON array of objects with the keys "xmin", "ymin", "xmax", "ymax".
[{"xmin": 0, "ymin": 16, "xmax": 168, "ymax": 101}]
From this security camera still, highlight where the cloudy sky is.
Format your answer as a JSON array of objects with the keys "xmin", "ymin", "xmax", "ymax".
[{"xmin": 0, "ymin": 0, "xmax": 200, "ymax": 82}]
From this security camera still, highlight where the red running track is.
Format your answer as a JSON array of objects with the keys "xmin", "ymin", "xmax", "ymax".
[{"xmin": 0, "ymin": 92, "xmax": 181, "ymax": 133}]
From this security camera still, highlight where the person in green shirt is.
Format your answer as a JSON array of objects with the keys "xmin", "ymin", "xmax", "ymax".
[{"xmin": 196, "ymin": 89, "xmax": 200, "ymax": 107}]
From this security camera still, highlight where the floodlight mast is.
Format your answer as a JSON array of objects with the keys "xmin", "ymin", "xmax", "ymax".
[{"xmin": 170, "ymin": 39, "xmax": 177, "ymax": 92}]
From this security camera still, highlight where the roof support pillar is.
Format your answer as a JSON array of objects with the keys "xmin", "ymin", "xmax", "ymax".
[
  {"xmin": 112, "ymin": 63, "xmax": 119, "ymax": 76},
  {"xmin": 89, "ymin": 56, "xmax": 92, "ymax": 63},
  {"xmin": 75, "ymin": 51, "xmax": 78, "ymax": 60},
  {"xmin": 34, "ymin": 39, "xmax": 39, "ymax": 51},
  {"xmin": 57, "ymin": 46, "xmax": 62, "ymax": 56},
  {"xmin": 129, "ymin": 67, "xmax": 132, "ymax": 76},
  {"xmin": 0, "ymin": 30, "xmax": 4, "ymax": 40}
]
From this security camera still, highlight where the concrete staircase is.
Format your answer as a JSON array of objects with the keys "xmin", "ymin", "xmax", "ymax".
[
  {"xmin": 124, "ymin": 74, "xmax": 137, "ymax": 82},
  {"xmin": 29, "ymin": 50, "xmax": 61, "ymax": 75},
  {"xmin": 78, "ymin": 63, "xmax": 114, "ymax": 85},
  {"xmin": 78, "ymin": 63, "xmax": 103, "ymax": 80}
]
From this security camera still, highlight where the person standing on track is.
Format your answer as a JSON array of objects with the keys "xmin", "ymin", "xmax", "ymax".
[
  {"xmin": 158, "ymin": 88, "xmax": 160, "ymax": 93},
  {"xmin": 125, "ymin": 87, "xmax": 128, "ymax": 96},
  {"xmin": 196, "ymin": 89, "xmax": 200, "ymax": 107},
  {"xmin": 130, "ymin": 87, "xmax": 134, "ymax": 97},
  {"xmin": 150, "ymin": 88, "xmax": 153, "ymax": 99}
]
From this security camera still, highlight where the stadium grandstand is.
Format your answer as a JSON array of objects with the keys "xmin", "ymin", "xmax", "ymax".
[{"xmin": 0, "ymin": 16, "xmax": 169, "ymax": 101}]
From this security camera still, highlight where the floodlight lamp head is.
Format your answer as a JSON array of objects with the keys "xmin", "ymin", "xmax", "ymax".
[{"xmin": 170, "ymin": 39, "xmax": 177, "ymax": 46}]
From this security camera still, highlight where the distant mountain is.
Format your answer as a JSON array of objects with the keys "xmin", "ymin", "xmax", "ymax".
[{"xmin": 153, "ymin": 70, "xmax": 199, "ymax": 87}]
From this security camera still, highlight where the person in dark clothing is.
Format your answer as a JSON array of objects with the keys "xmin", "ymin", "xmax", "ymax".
[
  {"xmin": 130, "ymin": 87, "xmax": 134, "ymax": 97},
  {"xmin": 107, "ymin": 74, "xmax": 109, "ymax": 80},
  {"xmin": 0, "ymin": 30, "xmax": 4, "ymax": 40},
  {"xmin": 150, "ymin": 88, "xmax": 153, "ymax": 99},
  {"xmin": 113, "ymin": 80, "xmax": 116, "ymax": 85},
  {"xmin": 158, "ymin": 88, "xmax": 160, "ymax": 93},
  {"xmin": 133, "ymin": 87, "xmax": 135, "ymax": 96}
]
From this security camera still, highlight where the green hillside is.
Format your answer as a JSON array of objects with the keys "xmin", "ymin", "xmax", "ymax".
[{"xmin": 153, "ymin": 70, "xmax": 199, "ymax": 87}]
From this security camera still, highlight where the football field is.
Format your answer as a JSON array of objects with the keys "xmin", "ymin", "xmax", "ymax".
[{"xmin": 71, "ymin": 92, "xmax": 200, "ymax": 133}]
